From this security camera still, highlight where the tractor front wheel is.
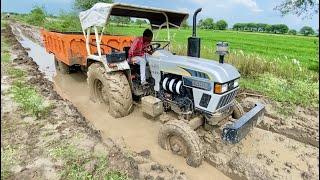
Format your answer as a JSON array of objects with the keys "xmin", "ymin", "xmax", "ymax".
[
  {"xmin": 232, "ymin": 100, "xmax": 245, "ymax": 119},
  {"xmin": 158, "ymin": 120, "xmax": 203, "ymax": 167}
]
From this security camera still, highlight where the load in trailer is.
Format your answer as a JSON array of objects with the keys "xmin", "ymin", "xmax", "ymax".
[{"xmin": 42, "ymin": 2, "xmax": 265, "ymax": 167}]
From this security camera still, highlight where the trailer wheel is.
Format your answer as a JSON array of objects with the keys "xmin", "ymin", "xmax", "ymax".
[
  {"xmin": 58, "ymin": 61, "xmax": 70, "ymax": 74},
  {"xmin": 54, "ymin": 57, "xmax": 60, "ymax": 72},
  {"xmin": 232, "ymin": 100, "xmax": 245, "ymax": 119},
  {"xmin": 158, "ymin": 120, "xmax": 203, "ymax": 167},
  {"xmin": 108, "ymin": 71, "xmax": 133, "ymax": 118},
  {"xmin": 87, "ymin": 63, "xmax": 109, "ymax": 104}
]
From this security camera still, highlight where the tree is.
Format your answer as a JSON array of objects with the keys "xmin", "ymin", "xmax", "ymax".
[
  {"xmin": 278, "ymin": 24, "xmax": 289, "ymax": 34},
  {"xmin": 26, "ymin": 6, "xmax": 46, "ymax": 26},
  {"xmin": 74, "ymin": 0, "xmax": 113, "ymax": 10},
  {"xmin": 288, "ymin": 29, "xmax": 297, "ymax": 35},
  {"xmin": 181, "ymin": 19, "xmax": 189, "ymax": 28},
  {"xmin": 300, "ymin": 26, "xmax": 315, "ymax": 36},
  {"xmin": 111, "ymin": 16, "xmax": 130, "ymax": 26},
  {"xmin": 257, "ymin": 23, "xmax": 268, "ymax": 32},
  {"xmin": 135, "ymin": 19, "xmax": 147, "ymax": 27},
  {"xmin": 215, "ymin": 20, "xmax": 228, "ymax": 30},
  {"xmin": 265, "ymin": 24, "xmax": 273, "ymax": 32},
  {"xmin": 198, "ymin": 18, "xmax": 214, "ymax": 29},
  {"xmin": 274, "ymin": 0, "xmax": 319, "ymax": 18}
]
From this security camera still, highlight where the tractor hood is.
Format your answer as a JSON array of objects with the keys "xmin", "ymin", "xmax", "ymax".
[{"xmin": 152, "ymin": 50, "xmax": 240, "ymax": 83}]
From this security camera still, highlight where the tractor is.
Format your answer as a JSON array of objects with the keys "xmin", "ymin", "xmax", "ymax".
[{"xmin": 78, "ymin": 3, "xmax": 265, "ymax": 167}]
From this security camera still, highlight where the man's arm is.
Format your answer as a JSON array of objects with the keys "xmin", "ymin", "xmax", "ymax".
[{"xmin": 128, "ymin": 38, "xmax": 139, "ymax": 58}]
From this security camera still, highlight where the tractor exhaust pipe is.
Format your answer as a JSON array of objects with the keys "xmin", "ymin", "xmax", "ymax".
[
  {"xmin": 187, "ymin": 8, "xmax": 202, "ymax": 58},
  {"xmin": 192, "ymin": 8, "xmax": 202, "ymax": 37}
]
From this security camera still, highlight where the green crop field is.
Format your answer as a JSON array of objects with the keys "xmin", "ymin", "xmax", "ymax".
[{"xmin": 107, "ymin": 25, "xmax": 319, "ymax": 71}]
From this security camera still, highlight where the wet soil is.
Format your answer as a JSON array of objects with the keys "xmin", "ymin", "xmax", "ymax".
[
  {"xmin": 1, "ymin": 23, "xmax": 188, "ymax": 180},
  {"xmin": 8, "ymin": 22, "xmax": 320, "ymax": 180}
]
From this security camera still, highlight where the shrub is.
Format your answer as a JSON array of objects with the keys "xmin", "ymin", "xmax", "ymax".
[{"xmin": 26, "ymin": 6, "xmax": 46, "ymax": 26}]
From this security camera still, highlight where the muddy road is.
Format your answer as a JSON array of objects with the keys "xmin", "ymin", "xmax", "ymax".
[
  {"xmin": 10, "ymin": 22, "xmax": 230, "ymax": 180},
  {"xmin": 11, "ymin": 22, "xmax": 319, "ymax": 180},
  {"xmin": 2, "ymin": 23, "xmax": 189, "ymax": 180}
]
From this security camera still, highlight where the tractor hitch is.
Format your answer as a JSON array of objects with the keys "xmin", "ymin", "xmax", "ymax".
[{"xmin": 221, "ymin": 103, "xmax": 265, "ymax": 144}]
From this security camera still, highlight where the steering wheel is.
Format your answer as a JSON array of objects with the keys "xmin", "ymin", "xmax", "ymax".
[{"xmin": 144, "ymin": 43, "xmax": 162, "ymax": 53}]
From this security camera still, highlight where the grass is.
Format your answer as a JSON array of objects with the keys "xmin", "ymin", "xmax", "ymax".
[
  {"xmin": 106, "ymin": 26, "xmax": 319, "ymax": 71},
  {"xmin": 7, "ymin": 68, "xmax": 26, "ymax": 78},
  {"xmin": 49, "ymin": 144, "xmax": 128, "ymax": 180},
  {"xmin": 10, "ymin": 80, "xmax": 52, "ymax": 118},
  {"xmin": 241, "ymin": 73, "xmax": 319, "ymax": 107},
  {"xmin": 1, "ymin": 21, "xmax": 10, "ymax": 64},
  {"xmin": 1, "ymin": 145, "xmax": 16, "ymax": 179}
]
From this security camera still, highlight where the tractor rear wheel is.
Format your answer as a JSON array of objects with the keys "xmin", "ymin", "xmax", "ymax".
[
  {"xmin": 158, "ymin": 120, "xmax": 203, "ymax": 167},
  {"xmin": 232, "ymin": 100, "xmax": 245, "ymax": 119},
  {"xmin": 107, "ymin": 72, "xmax": 133, "ymax": 118},
  {"xmin": 87, "ymin": 63, "xmax": 109, "ymax": 104}
]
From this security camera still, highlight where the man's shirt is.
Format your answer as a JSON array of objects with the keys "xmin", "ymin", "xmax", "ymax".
[{"xmin": 128, "ymin": 37, "xmax": 149, "ymax": 62}]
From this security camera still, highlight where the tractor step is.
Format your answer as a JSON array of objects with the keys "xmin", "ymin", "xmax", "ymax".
[{"xmin": 221, "ymin": 103, "xmax": 265, "ymax": 144}]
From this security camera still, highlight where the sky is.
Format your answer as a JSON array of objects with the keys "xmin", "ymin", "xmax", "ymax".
[{"xmin": 1, "ymin": 0, "xmax": 319, "ymax": 31}]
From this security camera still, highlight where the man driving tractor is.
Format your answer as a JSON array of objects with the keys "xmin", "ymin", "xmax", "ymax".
[{"xmin": 128, "ymin": 29, "xmax": 153, "ymax": 85}]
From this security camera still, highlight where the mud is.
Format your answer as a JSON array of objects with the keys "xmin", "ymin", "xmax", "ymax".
[
  {"xmin": 242, "ymin": 96, "xmax": 319, "ymax": 148},
  {"xmin": 9, "ymin": 22, "xmax": 320, "ymax": 180},
  {"xmin": 2, "ymin": 23, "xmax": 188, "ymax": 180}
]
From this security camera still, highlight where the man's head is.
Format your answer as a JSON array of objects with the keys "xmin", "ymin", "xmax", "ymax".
[{"xmin": 143, "ymin": 29, "xmax": 153, "ymax": 43}]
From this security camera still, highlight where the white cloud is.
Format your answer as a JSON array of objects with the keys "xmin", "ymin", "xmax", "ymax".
[
  {"xmin": 233, "ymin": 0, "xmax": 263, "ymax": 12},
  {"xmin": 189, "ymin": 0, "xmax": 263, "ymax": 13}
]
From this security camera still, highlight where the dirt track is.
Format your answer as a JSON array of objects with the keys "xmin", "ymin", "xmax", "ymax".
[{"xmin": 8, "ymin": 21, "xmax": 320, "ymax": 180}]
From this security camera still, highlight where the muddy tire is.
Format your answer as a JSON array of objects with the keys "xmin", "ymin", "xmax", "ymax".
[
  {"xmin": 54, "ymin": 57, "xmax": 60, "ymax": 72},
  {"xmin": 87, "ymin": 63, "xmax": 109, "ymax": 104},
  {"xmin": 232, "ymin": 100, "xmax": 245, "ymax": 119},
  {"xmin": 58, "ymin": 61, "xmax": 70, "ymax": 74},
  {"xmin": 158, "ymin": 120, "xmax": 203, "ymax": 167},
  {"xmin": 108, "ymin": 72, "xmax": 133, "ymax": 118}
]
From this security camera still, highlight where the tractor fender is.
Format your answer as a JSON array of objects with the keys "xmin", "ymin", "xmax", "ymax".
[{"xmin": 86, "ymin": 56, "xmax": 133, "ymax": 90}]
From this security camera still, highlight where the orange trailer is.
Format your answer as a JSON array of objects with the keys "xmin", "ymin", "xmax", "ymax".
[{"xmin": 40, "ymin": 29, "xmax": 134, "ymax": 67}]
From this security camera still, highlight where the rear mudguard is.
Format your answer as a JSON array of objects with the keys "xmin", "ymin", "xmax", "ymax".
[{"xmin": 221, "ymin": 103, "xmax": 265, "ymax": 144}]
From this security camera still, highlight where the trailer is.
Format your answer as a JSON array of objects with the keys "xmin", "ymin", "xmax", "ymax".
[{"xmin": 41, "ymin": 30, "xmax": 134, "ymax": 73}]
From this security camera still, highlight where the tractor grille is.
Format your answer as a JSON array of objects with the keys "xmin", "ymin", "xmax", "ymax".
[{"xmin": 216, "ymin": 89, "xmax": 238, "ymax": 109}]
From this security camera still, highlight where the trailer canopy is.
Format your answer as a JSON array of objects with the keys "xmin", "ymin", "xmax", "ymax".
[{"xmin": 79, "ymin": 3, "xmax": 189, "ymax": 30}]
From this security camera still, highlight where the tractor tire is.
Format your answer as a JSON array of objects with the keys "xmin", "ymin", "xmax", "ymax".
[
  {"xmin": 58, "ymin": 61, "xmax": 70, "ymax": 74},
  {"xmin": 158, "ymin": 120, "xmax": 203, "ymax": 167},
  {"xmin": 107, "ymin": 71, "xmax": 133, "ymax": 118},
  {"xmin": 232, "ymin": 100, "xmax": 245, "ymax": 119},
  {"xmin": 87, "ymin": 63, "xmax": 109, "ymax": 104}
]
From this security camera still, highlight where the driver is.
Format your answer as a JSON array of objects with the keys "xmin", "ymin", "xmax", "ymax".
[{"xmin": 128, "ymin": 29, "xmax": 153, "ymax": 86}]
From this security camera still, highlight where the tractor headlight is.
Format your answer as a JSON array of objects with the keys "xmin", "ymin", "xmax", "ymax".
[
  {"xmin": 234, "ymin": 79, "xmax": 239, "ymax": 88},
  {"xmin": 214, "ymin": 78, "xmax": 240, "ymax": 94},
  {"xmin": 214, "ymin": 83, "xmax": 228, "ymax": 94}
]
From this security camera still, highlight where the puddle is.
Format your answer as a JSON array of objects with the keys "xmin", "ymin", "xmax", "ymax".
[
  {"xmin": 13, "ymin": 25, "xmax": 230, "ymax": 180},
  {"xmin": 13, "ymin": 27, "xmax": 56, "ymax": 80}
]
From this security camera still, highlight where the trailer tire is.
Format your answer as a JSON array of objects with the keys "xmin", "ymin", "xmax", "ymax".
[
  {"xmin": 108, "ymin": 71, "xmax": 133, "ymax": 118},
  {"xmin": 54, "ymin": 57, "xmax": 60, "ymax": 72},
  {"xmin": 232, "ymin": 100, "xmax": 245, "ymax": 119},
  {"xmin": 87, "ymin": 63, "xmax": 109, "ymax": 104},
  {"xmin": 158, "ymin": 120, "xmax": 203, "ymax": 167},
  {"xmin": 58, "ymin": 61, "xmax": 70, "ymax": 74}
]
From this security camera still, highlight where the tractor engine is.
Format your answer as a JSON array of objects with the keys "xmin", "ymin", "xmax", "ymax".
[{"xmin": 157, "ymin": 74, "xmax": 194, "ymax": 118}]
